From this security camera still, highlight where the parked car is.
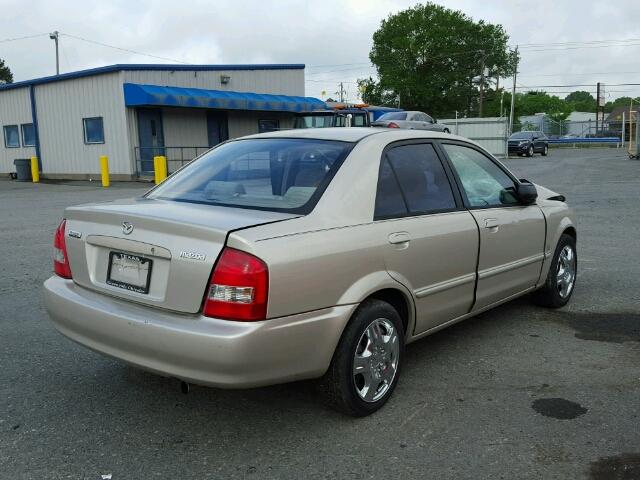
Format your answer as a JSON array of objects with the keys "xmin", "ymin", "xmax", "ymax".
[
  {"xmin": 44, "ymin": 128, "xmax": 576, "ymax": 417},
  {"xmin": 508, "ymin": 131, "xmax": 549, "ymax": 156},
  {"xmin": 372, "ymin": 111, "xmax": 450, "ymax": 133}
]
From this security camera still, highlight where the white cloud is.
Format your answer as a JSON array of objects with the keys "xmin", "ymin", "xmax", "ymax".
[{"xmin": 1, "ymin": 0, "xmax": 639, "ymax": 100}]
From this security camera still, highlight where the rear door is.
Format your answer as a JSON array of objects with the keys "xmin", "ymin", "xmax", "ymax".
[
  {"xmin": 440, "ymin": 142, "xmax": 546, "ymax": 310},
  {"xmin": 374, "ymin": 141, "xmax": 479, "ymax": 334}
]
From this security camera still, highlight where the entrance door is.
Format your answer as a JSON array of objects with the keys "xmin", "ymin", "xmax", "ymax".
[
  {"xmin": 137, "ymin": 109, "xmax": 165, "ymax": 173},
  {"xmin": 207, "ymin": 111, "xmax": 229, "ymax": 147},
  {"xmin": 441, "ymin": 142, "xmax": 546, "ymax": 310}
]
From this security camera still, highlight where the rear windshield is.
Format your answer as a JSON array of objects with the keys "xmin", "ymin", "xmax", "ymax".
[
  {"xmin": 510, "ymin": 132, "xmax": 534, "ymax": 139},
  {"xmin": 378, "ymin": 112, "xmax": 407, "ymax": 121},
  {"xmin": 146, "ymin": 138, "xmax": 353, "ymax": 214}
]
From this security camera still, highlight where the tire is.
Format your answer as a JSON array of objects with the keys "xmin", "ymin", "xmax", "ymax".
[
  {"xmin": 542, "ymin": 145, "xmax": 549, "ymax": 156},
  {"xmin": 532, "ymin": 234, "xmax": 577, "ymax": 308},
  {"xmin": 443, "ymin": 128, "xmax": 450, "ymax": 134},
  {"xmin": 526, "ymin": 145, "xmax": 534, "ymax": 157},
  {"xmin": 319, "ymin": 299, "xmax": 405, "ymax": 417}
]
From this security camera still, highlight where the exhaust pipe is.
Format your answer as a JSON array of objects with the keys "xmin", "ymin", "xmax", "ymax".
[{"xmin": 180, "ymin": 381, "xmax": 190, "ymax": 394}]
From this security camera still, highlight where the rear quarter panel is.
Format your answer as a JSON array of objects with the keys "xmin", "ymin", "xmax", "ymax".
[{"xmin": 227, "ymin": 134, "xmax": 417, "ymax": 332}]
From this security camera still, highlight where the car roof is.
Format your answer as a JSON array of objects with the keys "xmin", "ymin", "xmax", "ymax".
[{"xmin": 239, "ymin": 127, "xmax": 469, "ymax": 144}]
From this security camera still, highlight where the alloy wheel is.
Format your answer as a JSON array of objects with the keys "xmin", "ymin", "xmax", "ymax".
[
  {"xmin": 352, "ymin": 318, "xmax": 400, "ymax": 403},
  {"xmin": 556, "ymin": 245, "xmax": 576, "ymax": 298}
]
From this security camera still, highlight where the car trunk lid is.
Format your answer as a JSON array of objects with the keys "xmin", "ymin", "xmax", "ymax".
[{"xmin": 63, "ymin": 197, "xmax": 299, "ymax": 313}]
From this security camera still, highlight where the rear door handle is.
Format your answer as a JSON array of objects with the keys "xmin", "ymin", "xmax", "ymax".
[
  {"xmin": 388, "ymin": 232, "xmax": 411, "ymax": 245},
  {"xmin": 484, "ymin": 218, "xmax": 499, "ymax": 229}
]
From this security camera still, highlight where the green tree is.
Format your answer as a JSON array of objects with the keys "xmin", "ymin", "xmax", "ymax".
[
  {"xmin": 0, "ymin": 58, "xmax": 13, "ymax": 84},
  {"xmin": 564, "ymin": 90, "xmax": 595, "ymax": 112},
  {"xmin": 604, "ymin": 96, "xmax": 640, "ymax": 112},
  {"xmin": 365, "ymin": 2, "xmax": 514, "ymax": 117}
]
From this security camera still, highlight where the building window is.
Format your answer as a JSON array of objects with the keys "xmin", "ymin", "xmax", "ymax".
[
  {"xmin": 21, "ymin": 124, "xmax": 36, "ymax": 147},
  {"xmin": 258, "ymin": 119, "xmax": 279, "ymax": 133},
  {"xmin": 83, "ymin": 117, "xmax": 105, "ymax": 144},
  {"xmin": 3, "ymin": 125, "xmax": 20, "ymax": 148}
]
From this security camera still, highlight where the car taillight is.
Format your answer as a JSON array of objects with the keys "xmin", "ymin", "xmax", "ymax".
[
  {"xmin": 203, "ymin": 248, "xmax": 268, "ymax": 321},
  {"xmin": 387, "ymin": 122, "xmax": 400, "ymax": 128},
  {"xmin": 53, "ymin": 219, "xmax": 72, "ymax": 279}
]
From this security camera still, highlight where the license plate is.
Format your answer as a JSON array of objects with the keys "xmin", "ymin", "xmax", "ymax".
[{"xmin": 106, "ymin": 252, "xmax": 153, "ymax": 294}]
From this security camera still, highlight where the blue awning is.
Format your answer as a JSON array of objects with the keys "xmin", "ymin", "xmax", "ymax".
[{"xmin": 123, "ymin": 83, "xmax": 326, "ymax": 112}]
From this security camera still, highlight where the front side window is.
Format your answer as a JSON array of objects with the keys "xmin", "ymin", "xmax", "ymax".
[
  {"xmin": 83, "ymin": 117, "xmax": 104, "ymax": 144},
  {"xmin": 294, "ymin": 115, "xmax": 333, "ymax": 128},
  {"xmin": 375, "ymin": 143, "xmax": 457, "ymax": 219},
  {"xmin": 3, "ymin": 125, "xmax": 19, "ymax": 148},
  {"xmin": 352, "ymin": 114, "xmax": 367, "ymax": 127},
  {"xmin": 21, "ymin": 123, "xmax": 35, "ymax": 147},
  {"xmin": 442, "ymin": 144, "xmax": 518, "ymax": 208},
  {"xmin": 147, "ymin": 138, "xmax": 353, "ymax": 214}
]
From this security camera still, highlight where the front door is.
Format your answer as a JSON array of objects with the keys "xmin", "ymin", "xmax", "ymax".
[
  {"xmin": 137, "ymin": 109, "xmax": 165, "ymax": 173},
  {"xmin": 441, "ymin": 142, "xmax": 546, "ymax": 310},
  {"xmin": 207, "ymin": 111, "xmax": 229, "ymax": 147},
  {"xmin": 374, "ymin": 142, "xmax": 479, "ymax": 334}
]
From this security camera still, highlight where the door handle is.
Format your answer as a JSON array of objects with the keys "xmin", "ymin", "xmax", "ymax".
[
  {"xmin": 484, "ymin": 218, "xmax": 499, "ymax": 229},
  {"xmin": 388, "ymin": 232, "xmax": 411, "ymax": 245}
]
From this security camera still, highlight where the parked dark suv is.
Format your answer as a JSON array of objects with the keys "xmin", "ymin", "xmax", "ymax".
[{"xmin": 508, "ymin": 131, "xmax": 549, "ymax": 157}]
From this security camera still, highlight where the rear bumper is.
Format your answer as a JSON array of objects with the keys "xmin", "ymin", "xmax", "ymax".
[{"xmin": 43, "ymin": 276, "xmax": 356, "ymax": 388}]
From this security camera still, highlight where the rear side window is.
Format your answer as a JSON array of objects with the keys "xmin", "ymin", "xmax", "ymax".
[
  {"xmin": 375, "ymin": 143, "xmax": 457, "ymax": 219},
  {"xmin": 378, "ymin": 112, "xmax": 407, "ymax": 121},
  {"xmin": 374, "ymin": 160, "xmax": 407, "ymax": 219},
  {"xmin": 147, "ymin": 138, "xmax": 353, "ymax": 214}
]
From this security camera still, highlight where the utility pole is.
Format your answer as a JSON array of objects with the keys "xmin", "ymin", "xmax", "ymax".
[
  {"xmin": 338, "ymin": 82, "xmax": 345, "ymax": 103},
  {"xmin": 49, "ymin": 31, "xmax": 59, "ymax": 75},
  {"xmin": 508, "ymin": 46, "xmax": 518, "ymax": 137},
  {"xmin": 478, "ymin": 53, "xmax": 485, "ymax": 118}
]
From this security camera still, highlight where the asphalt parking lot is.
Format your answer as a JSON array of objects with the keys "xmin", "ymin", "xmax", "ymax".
[{"xmin": 1, "ymin": 147, "xmax": 639, "ymax": 479}]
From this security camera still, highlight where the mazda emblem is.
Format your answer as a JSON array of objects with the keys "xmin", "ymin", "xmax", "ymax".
[{"xmin": 122, "ymin": 222, "xmax": 134, "ymax": 235}]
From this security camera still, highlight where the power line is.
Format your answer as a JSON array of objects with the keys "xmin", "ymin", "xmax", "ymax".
[
  {"xmin": 517, "ymin": 37, "xmax": 640, "ymax": 48},
  {"xmin": 0, "ymin": 33, "xmax": 49, "ymax": 44},
  {"xmin": 519, "ymin": 70, "xmax": 640, "ymax": 78},
  {"xmin": 61, "ymin": 33, "xmax": 191, "ymax": 64}
]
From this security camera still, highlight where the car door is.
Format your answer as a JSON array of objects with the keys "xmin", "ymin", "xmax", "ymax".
[
  {"xmin": 374, "ymin": 142, "xmax": 479, "ymax": 334},
  {"xmin": 422, "ymin": 114, "xmax": 437, "ymax": 131},
  {"xmin": 440, "ymin": 142, "xmax": 546, "ymax": 310},
  {"xmin": 535, "ymin": 132, "xmax": 547, "ymax": 152}
]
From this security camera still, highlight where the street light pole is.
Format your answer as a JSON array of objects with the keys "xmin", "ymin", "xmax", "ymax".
[{"xmin": 49, "ymin": 31, "xmax": 59, "ymax": 75}]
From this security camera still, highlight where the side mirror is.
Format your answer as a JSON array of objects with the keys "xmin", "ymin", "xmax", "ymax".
[
  {"xmin": 516, "ymin": 181, "xmax": 538, "ymax": 205},
  {"xmin": 431, "ymin": 117, "xmax": 437, "ymax": 123}
]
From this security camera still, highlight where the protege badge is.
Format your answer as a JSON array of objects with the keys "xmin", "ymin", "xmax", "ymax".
[{"xmin": 179, "ymin": 251, "xmax": 206, "ymax": 261}]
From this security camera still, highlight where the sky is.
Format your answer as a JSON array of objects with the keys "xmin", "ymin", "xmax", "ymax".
[{"xmin": 2, "ymin": 0, "xmax": 640, "ymax": 102}]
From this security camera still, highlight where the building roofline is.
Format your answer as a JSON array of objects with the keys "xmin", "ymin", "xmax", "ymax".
[{"xmin": 0, "ymin": 63, "xmax": 306, "ymax": 92}]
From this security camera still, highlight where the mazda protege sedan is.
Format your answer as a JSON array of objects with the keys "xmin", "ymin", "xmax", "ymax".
[{"xmin": 44, "ymin": 128, "xmax": 577, "ymax": 416}]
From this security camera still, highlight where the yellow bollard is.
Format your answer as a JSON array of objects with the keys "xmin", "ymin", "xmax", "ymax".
[
  {"xmin": 30, "ymin": 157, "xmax": 40, "ymax": 183},
  {"xmin": 153, "ymin": 155, "xmax": 168, "ymax": 184},
  {"xmin": 100, "ymin": 155, "xmax": 110, "ymax": 187}
]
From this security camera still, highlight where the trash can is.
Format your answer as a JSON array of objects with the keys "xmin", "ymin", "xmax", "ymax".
[{"xmin": 13, "ymin": 159, "xmax": 32, "ymax": 182}]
